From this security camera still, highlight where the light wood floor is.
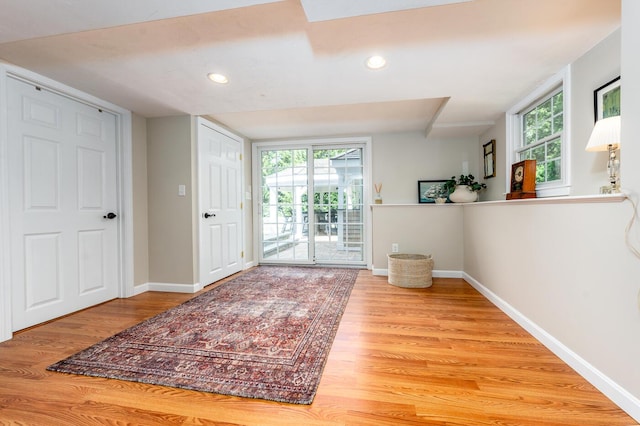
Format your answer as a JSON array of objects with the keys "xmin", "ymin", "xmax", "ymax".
[{"xmin": 0, "ymin": 270, "xmax": 637, "ymax": 425}]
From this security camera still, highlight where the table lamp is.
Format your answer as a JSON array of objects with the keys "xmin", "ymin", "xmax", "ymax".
[{"xmin": 585, "ymin": 116, "xmax": 621, "ymax": 193}]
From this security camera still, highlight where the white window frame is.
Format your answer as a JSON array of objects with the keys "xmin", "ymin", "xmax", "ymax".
[{"xmin": 506, "ymin": 65, "xmax": 572, "ymax": 197}]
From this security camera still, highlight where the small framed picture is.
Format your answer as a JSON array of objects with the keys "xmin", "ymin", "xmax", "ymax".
[
  {"xmin": 418, "ymin": 180, "xmax": 450, "ymax": 204},
  {"xmin": 594, "ymin": 76, "xmax": 620, "ymax": 121},
  {"xmin": 483, "ymin": 139, "xmax": 496, "ymax": 179}
]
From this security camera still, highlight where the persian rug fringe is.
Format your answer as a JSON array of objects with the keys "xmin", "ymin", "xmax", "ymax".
[{"xmin": 47, "ymin": 266, "xmax": 358, "ymax": 404}]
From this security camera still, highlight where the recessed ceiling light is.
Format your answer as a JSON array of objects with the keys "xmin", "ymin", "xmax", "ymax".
[
  {"xmin": 207, "ymin": 73, "xmax": 228, "ymax": 84},
  {"xmin": 366, "ymin": 55, "xmax": 387, "ymax": 70}
]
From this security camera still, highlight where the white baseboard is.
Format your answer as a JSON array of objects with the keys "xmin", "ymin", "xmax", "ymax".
[
  {"xmin": 372, "ymin": 267, "xmax": 386, "ymax": 276},
  {"xmin": 132, "ymin": 283, "xmax": 149, "ymax": 296},
  {"xmin": 140, "ymin": 282, "xmax": 203, "ymax": 294},
  {"xmin": 463, "ymin": 272, "xmax": 640, "ymax": 423},
  {"xmin": 244, "ymin": 260, "xmax": 256, "ymax": 269},
  {"xmin": 372, "ymin": 268, "xmax": 463, "ymax": 279}
]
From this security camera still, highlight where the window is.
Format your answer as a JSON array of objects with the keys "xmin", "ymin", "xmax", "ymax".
[
  {"xmin": 507, "ymin": 66, "xmax": 571, "ymax": 197},
  {"xmin": 519, "ymin": 89, "xmax": 563, "ymax": 184}
]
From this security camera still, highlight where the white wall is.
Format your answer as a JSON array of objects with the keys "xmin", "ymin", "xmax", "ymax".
[
  {"xmin": 461, "ymin": 8, "xmax": 640, "ymax": 420},
  {"xmin": 371, "ymin": 205, "xmax": 463, "ymax": 273},
  {"xmin": 621, "ymin": 0, "xmax": 640, "ymax": 191},
  {"xmin": 146, "ymin": 115, "xmax": 197, "ymax": 286},
  {"xmin": 243, "ymin": 139, "xmax": 254, "ymax": 265},
  {"xmin": 478, "ymin": 115, "xmax": 507, "ymax": 201},
  {"xmin": 367, "ymin": 131, "xmax": 479, "ymax": 272},
  {"xmin": 132, "ymin": 113, "xmax": 149, "ymax": 287},
  {"xmin": 572, "ymin": 28, "xmax": 621, "ymax": 195},
  {"xmin": 463, "ymin": 199, "xmax": 639, "ymax": 417},
  {"xmin": 372, "ymin": 131, "xmax": 480, "ymax": 204}
]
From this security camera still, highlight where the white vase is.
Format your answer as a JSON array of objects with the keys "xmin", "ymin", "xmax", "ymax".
[{"xmin": 449, "ymin": 185, "xmax": 478, "ymax": 203}]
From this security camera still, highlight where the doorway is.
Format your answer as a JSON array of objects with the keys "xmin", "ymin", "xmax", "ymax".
[{"xmin": 255, "ymin": 140, "xmax": 369, "ymax": 267}]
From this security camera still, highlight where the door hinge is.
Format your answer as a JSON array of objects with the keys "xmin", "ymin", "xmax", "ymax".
[
  {"xmin": 240, "ymin": 202, "xmax": 243, "ymax": 209},
  {"xmin": 239, "ymin": 153, "xmax": 243, "ymax": 161},
  {"xmin": 241, "ymin": 251, "xmax": 244, "ymax": 258}
]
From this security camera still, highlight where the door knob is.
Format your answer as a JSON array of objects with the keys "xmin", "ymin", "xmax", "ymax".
[
  {"xmin": 203, "ymin": 212, "xmax": 216, "ymax": 218},
  {"xmin": 103, "ymin": 212, "xmax": 117, "ymax": 219}
]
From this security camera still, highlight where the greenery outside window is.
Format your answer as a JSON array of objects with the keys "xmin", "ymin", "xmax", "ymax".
[{"xmin": 518, "ymin": 89, "xmax": 563, "ymax": 184}]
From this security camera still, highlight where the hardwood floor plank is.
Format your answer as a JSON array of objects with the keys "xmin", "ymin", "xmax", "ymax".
[{"xmin": 0, "ymin": 271, "xmax": 636, "ymax": 425}]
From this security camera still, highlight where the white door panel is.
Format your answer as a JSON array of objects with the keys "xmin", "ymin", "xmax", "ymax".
[
  {"xmin": 24, "ymin": 233, "xmax": 62, "ymax": 310},
  {"xmin": 198, "ymin": 120, "xmax": 243, "ymax": 286},
  {"xmin": 8, "ymin": 77, "xmax": 119, "ymax": 330}
]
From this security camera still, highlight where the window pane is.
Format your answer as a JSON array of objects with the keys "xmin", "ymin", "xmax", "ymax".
[
  {"xmin": 547, "ymin": 159, "xmax": 561, "ymax": 182},
  {"xmin": 532, "ymin": 145, "xmax": 545, "ymax": 162},
  {"xmin": 536, "ymin": 163, "xmax": 545, "ymax": 183},
  {"xmin": 524, "ymin": 113, "xmax": 537, "ymax": 145},
  {"xmin": 547, "ymin": 138, "xmax": 561, "ymax": 160},
  {"xmin": 538, "ymin": 100, "xmax": 552, "ymax": 139},
  {"xmin": 553, "ymin": 92, "xmax": 563, "ymax": 115},
  {"xmin": 553, "ymin": 115, "xmax": 563, "ymax": 133}
]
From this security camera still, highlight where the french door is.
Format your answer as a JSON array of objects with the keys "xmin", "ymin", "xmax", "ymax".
[{"xmin": 256, "ymin": 143, "xmax": 367, "ymax": 266}]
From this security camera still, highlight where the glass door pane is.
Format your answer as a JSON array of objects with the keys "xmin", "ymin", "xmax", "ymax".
[
  {"xmin": 312, "ymin": 148, "xmax": 364, "ymax": 264},
  {"xmin": 259, "ymin": 148, "xmax": 311, "ymax": 263}
]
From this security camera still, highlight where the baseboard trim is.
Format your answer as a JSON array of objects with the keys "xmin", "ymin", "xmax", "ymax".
[
  {"xmin": 132, "ymin": 283, "xmax": 149, "ymax": 296},
  {"xmin": 463, "ymin": 272, "xmax": 640, "ymax": 423},
  {"xmin": 372, "ymin": 268, "xmax": 463, "ymax": 279},
  {"xmin": 143, "ymin": 282, "xmax": 203, "ymax": 294}
]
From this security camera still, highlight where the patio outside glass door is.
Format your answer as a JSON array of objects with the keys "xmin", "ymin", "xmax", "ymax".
[
  {"xmin": 258, "ymin": 146, "xmax": 365, "ymax": 266},
  {"xmin": 312, "ymin": 148, "xmax": 364, "ymax": 265}
]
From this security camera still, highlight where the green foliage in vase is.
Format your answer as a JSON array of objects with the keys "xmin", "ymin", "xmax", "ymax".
[{"xmin": 444, "ymin": 174, "xmax": 487, "ymax": 193}]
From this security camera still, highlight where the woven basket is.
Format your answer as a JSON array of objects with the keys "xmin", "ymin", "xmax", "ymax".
[{"xmin": 387, "ymin": 253, "xmax": 434, "ymax": 288}]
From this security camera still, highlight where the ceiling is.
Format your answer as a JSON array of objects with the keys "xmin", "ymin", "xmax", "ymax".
[{"xmin": 0, "ymin": 0, "xmax": 620, "ymax": 140}]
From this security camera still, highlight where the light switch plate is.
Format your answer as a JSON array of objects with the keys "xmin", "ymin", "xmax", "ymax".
[{"xmin": 178, "ymin": 184, "xmax": 186, "ymax": 197}]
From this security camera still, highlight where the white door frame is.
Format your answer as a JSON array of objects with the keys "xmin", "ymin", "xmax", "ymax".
[
  {"xmin": 0, "ymin": 63, "xmax": 133, "ymax": 342},
  {"xmin": 252, "ymin": 136, "xmax": 372, "ymax": 269},
  {"xmin": 196, "ymin": 117, "xmax": 246, "ymax": 287}
]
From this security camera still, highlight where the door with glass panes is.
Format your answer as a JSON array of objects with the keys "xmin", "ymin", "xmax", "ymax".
[{"xmin": 257, "ymin": 145, "xmax": 365, "ymax": 266}]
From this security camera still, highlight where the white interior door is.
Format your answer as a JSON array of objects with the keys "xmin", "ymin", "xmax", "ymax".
[
  {"xmin": 198, "ymin": 120, "xmax": 243, "ymax": 286},
  {"xmin": 8, "ymin": 77, "xmax": 119, "ymax": 331}
]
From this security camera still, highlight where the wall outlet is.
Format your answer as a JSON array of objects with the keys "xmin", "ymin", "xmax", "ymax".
[{"xmin": 391, "ymin": 243, "xmax": 399, "ymax": 253}]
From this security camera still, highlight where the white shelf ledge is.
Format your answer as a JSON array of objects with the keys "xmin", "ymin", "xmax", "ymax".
[{"xmin": 370, "ymin": 193, "xmax": 627, "ymax": 208}]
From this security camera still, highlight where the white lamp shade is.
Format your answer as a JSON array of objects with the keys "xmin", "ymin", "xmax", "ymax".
[{"xmin": 585, "ymin": 115, "xmax": 621, "ymax": 152}]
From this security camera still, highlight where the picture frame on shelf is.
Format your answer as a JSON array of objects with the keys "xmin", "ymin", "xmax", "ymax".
[
  {"xmin": 418, "ymin": 180, "xmax": 450, "ymax": 204},
  {"xmin": 594, "ymin": 76, "xmax": 620, "ymax": 121},
  {"xmin": 483, "ymin": 139, "xmax": 496, "ymax": 179}
]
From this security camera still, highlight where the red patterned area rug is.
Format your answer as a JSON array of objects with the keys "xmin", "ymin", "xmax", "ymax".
[{"xmin": 47, "ymin": 266, "xmax": 358, "ymax": 404}]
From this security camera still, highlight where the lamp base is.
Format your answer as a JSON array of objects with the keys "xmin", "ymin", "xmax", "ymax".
[{"xmin": 600, "ymin": 184, "xmax": 620, "ymax": 194}]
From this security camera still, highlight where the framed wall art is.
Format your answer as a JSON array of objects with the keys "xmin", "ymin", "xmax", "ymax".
[
  {"xmin": 594, "ymin": 76, "xmax": 620, "ymax": 121},
  {"xmin": 483, "ymin": 139, "xmax": 496, "ymax": 179},
  {"xmin": 418, "ymin": 180, "xmax": 449, "ymax": 203}
]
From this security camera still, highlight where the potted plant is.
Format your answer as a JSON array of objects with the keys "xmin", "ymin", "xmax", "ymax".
[{"xmin": 445, "ymin": 174, "xmax": 487, "ymax": 203}]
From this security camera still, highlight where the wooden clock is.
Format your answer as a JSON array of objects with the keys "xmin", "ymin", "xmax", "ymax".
[{"xmin": 506, "ymin": 160, "xmax": 537, "ymax": 200}]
